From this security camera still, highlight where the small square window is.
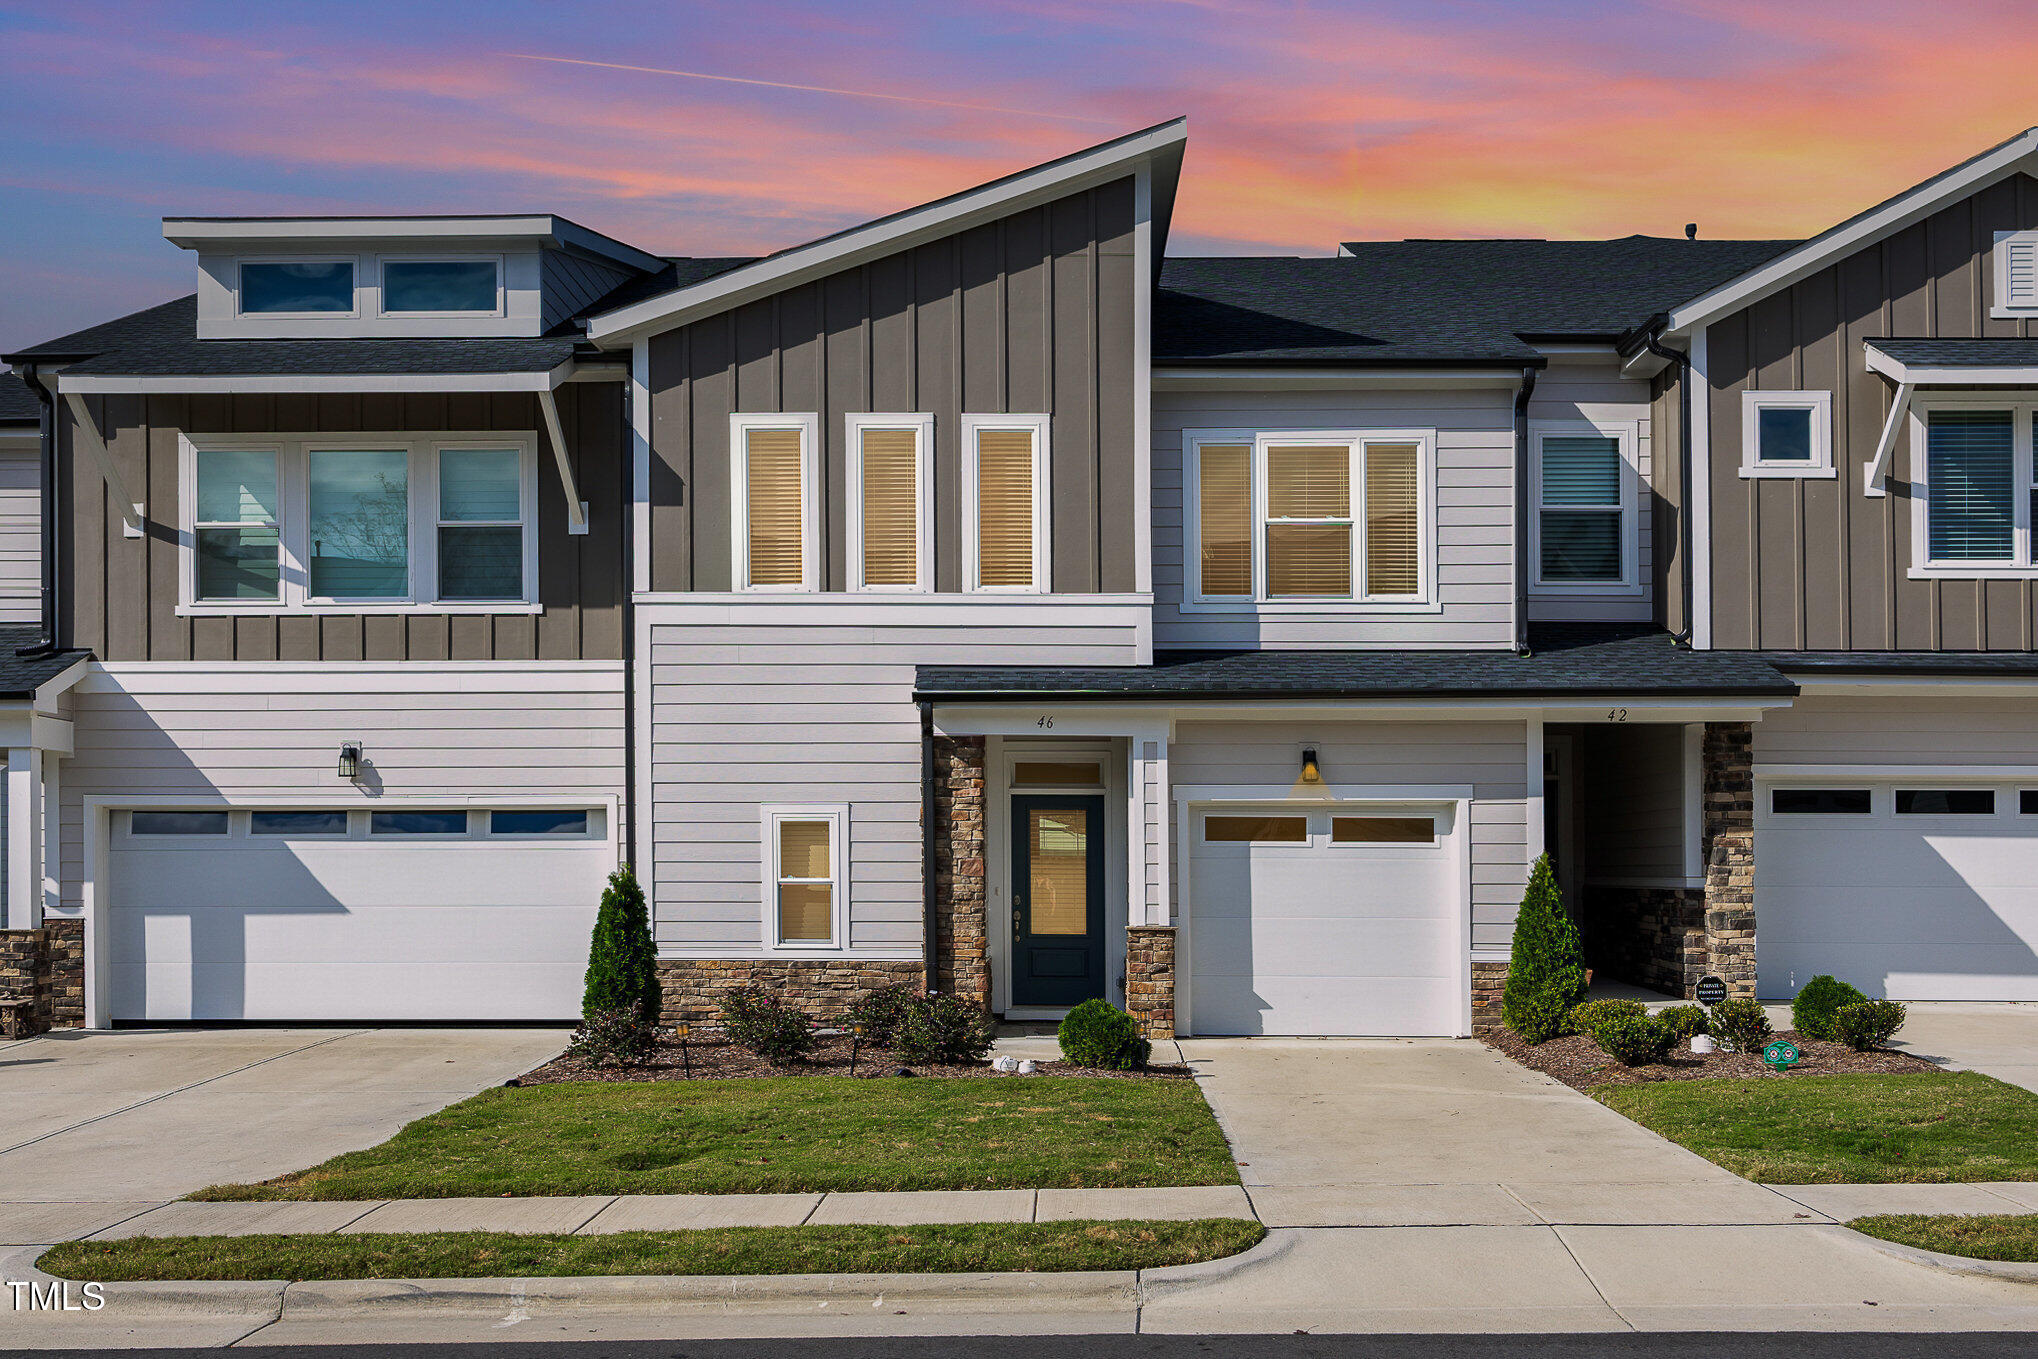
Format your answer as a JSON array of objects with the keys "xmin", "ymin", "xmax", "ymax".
[
  {"xmin": 1771, "ymin": 788, "xmax": 1871, "ymax": 815},
  {"xmin": 370, "ymin": 811, "xmax": 470, "ymax": 836},
  {"xmin": 250, "ymin": 810, "xmax": 348, "ymax": 836},
  {"xmin": 130, "ymin": 810, "xmax": 229, "ymax": 835},
  {"xmin": 1757, "ymin": 407, "xmax": 1813, "ymax": 463},
  {"xmin": 489, "ymin": 809, "xmax": 589, "ymax": 836},
  {"xmin": 1895, "ymin": 789, "xmax": 1995, "ymax": 815},
  {"xmin": 1741, "ymin": 392, "xmax": 1834, "ymax": 478}
]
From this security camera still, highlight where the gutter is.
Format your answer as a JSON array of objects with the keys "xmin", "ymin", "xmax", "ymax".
[
  {"xmin": 13, "ymin": 364, "xmax": 60, "ymax": 659},
  {"xmin": 1639, "ymin": 320, "xmax": 1695, "ymax": 647},
  {"xmin": 918, "ymin": 700, "xmax": 939, "ymax": 994},
  {"xmin": 1511, "ymin": 366, "xmax": 1538, "ymax": 655}
]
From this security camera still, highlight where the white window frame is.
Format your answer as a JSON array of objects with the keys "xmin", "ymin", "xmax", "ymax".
[
  {"xmin": 846, "ymin": 412, "xmax": 934, "ymax": 592},
  {"xmin": 375, "ymin": 254, "xmax": 507, "ymax": 320},
  {"xmin": 234, "ymin": 255, "xmax": 362, "ymax": 320},
  {"xmin": 189, "ymin": 443, "xmax": 284, "ymax": 605},
  {"xmin": 1181, "ymin": 428, "xmax": 1438, "ymax": 611},
  {"xmin": 1530, "ymin": 419, "xmax": 1643, "ymax": 594},
  {"xmin": 177, "ymin": 432, "xmax": 540, "ymax": 615},
  {"xmin": 1906, "ymin": 393, "xmax": 2038, "ymax": 579},
  {"xmin": 761, "ymin": 803, "xmax": 848, "ymax": 951},
  {"xmin": 1739, "ymin": 390, "xmax": 1834, "ymax": 479},
  {"xmin": 961, "ymin": 413, "xmax": 1051, "ymax": 593},
  {"xmin": 730, "ymin": 412, "xmax": 821, "ymax": 593},
  {"xmin": 1993, "ymin": 229, "xmax": 2038, "ymax": 318}
]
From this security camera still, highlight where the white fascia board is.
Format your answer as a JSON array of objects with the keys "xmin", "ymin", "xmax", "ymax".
[
  {"xmin": 56, "ymin": 361, "xmax": 581, "ymax": 396},
  {"xmin": 931, "ymin": 697, "xmax": 1791, "ymax": 731},
  {"xmin": 586, "ymin": 120, "xmax": 1188, "ymax": 345},
  {"xmin": 1864, "ymin": 346, "xmax": 2038, "ymax": 387},
  {"xmin": 163, "ymin": 216, "xmax": 665, "ymax": 273},
  {"xmin": 1151, "ymin": 366, "xmax": 1528, "ymax": 391},
  {"xmin": 1666, "ymin": 132, "xmax": 2038, "ymax": 337}
]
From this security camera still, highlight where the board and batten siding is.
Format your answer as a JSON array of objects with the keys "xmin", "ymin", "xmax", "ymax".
[
  {"xmin": 1164, "ymin": 719, "xmax": 1529, "ymax": 951},
  {"xmin": 645, "ymin": 600, "xmax": 1147, "ymax": 956},
  {"xmin": 1527, "ymin": 357, "xmax": 1653, "ymax": 623},
  {"xmin": 645, "ymin": 178, "xmax": 1138, "ymax": 595},
  {"xmin": 53, "ymin": 663, "xmax": 626, "ymax": 915},
  {"xmin": 1151, "ymin": 387, "xmax": 1515, "ymax": 648},
  {"xmin": 1707, "ymin": 172, "xmax": 2038, "ymax": 651},
  {"xmin": 0, "ymin": 434, "xmax": 41, "ymax": 624},
  {"xmin": 1755, "ymin": 693, "xmax": 2038, "ymax": 767},
  {"xmin": 59, "ymin": 387, "xmax": 625, "ymax": 661}
]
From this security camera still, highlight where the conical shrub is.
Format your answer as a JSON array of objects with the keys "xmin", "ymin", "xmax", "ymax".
[
  {"xmin": 1501, "ymin": 854, "xmax": 1588, "ymax": 1044},
  {"xmin": 583, "ymin": 864, "xmax": 660, "ymax": 1023}
]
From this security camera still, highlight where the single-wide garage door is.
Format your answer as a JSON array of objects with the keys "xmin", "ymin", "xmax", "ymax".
[
  {"xmin": 1758, "ymin": 779, "xmax": 2038, "ymax": 1001},
  {"xmin": 109, "ymin": 807, "xmax": 611, "ymax": 1022},
  {"xmin": 1187, "ymin": 803, "xmax": 1462, "ymax": 1036}
]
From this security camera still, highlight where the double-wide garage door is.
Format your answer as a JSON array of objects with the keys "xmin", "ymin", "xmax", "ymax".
[
  {"xmin": 1187, "ymin": 803, "xmax": 1463, "ymax": 1036},
  {"xmin": 108, "ymin": 807, "xmax": 610, "ymax": 1022},
  {"xmin": 1759, "ymin": 779, "xmax": 2038, "ymax": 1001}
]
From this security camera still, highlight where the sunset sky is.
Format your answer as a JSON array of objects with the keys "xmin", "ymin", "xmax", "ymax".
[{"xmin": 3, "ymin": 0, "xmax": 2035, "ymax": 349}]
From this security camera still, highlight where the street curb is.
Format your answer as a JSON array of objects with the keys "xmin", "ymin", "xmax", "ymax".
[
  {"xmin": 1134, "ymin": 1226, "xmax": 1294, "ymax": 1301},
  {"xmin": 1841, "ymin": 1226, "xmax": 2038, "ymax": 1284}
]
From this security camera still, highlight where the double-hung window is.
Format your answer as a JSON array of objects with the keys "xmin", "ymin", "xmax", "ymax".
[
  {"xmin": 194, "ymin": 448, "xmax": 282, "ymax": 601},
  {"xmin": 1531, "ymin": 423, "xmax": 1638, "ymax": 591},
  {"xmin": 436, "ymin": 447, "xmax": 528, "ymax": 600},
  {"xmin": 847, "ymin": 413, "xmax": 932, "ymax": 590},
  {"xmin": 964, "ymin": 415, "xmax": 1050, "ymax": 591},
  {"xmin": 1187, "ymin": 432, "xmax": 1432, "ymax": 605},
  {"xmin": 1911, "ymin": 402, "xmax": 2038, "ymax": 576},
  {"xmin": 763, "ymin": 805, "xmax": 846, "ymax": 949},
  {"xmin": 732, "ymin": 413, "xmax": 819, "ymax": 591}
]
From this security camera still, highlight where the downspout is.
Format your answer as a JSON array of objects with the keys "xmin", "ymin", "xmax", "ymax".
[
  {"xmin": 1511, "ymin": 366, "xmax": 1538, "ymax": 655},
  {"xmin": 14, "ymin": 364, "xmax": 60, "ymax": 659},
  {"xmin": 619, "ymin": 379, "xmax": 638, "ymax": 869},
  {"xmin": 918, "ymin": 699, "xmax": 939, "ymax": 994},
  {"xmin": 1642, "ymin": 327, "xmax": 1695, "ymax": 647}
]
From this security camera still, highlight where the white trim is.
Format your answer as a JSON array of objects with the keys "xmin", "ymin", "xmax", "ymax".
[
  {"xmin": 1759, "ymin": 762, "xmax": 2038, "ymax": 780},
  {"xmin": 1132, "ymin": 163, "xmax": 1155, "ymax": 602},
  {"xmin": 1864, "ymin": 380, "xmax": 1913, "ymax": 497},
  {"xmin": 1690, "ymin": 327, "xmax": 1713, "ymax": 649},
  {"xmin": 1994, "ymin": 229, "xmax": 2038, "ymax": 317},
  {"xmin": 63, "ymin": 394, "xmax": 144, "ymax": 537},
  {"xmin": 961, "ymin": 413, "xmax": 1052, "ymax": 593},
  {"xmin": 1665, "ymin": 131, "xmax": 2038, "ymax": 336},
  {"xmin": 82, "ymin": 660, "xmax": 623, "ymax": 696},
  {"xmin": 6, "ymin": 748, "xmax": 41, "ymax": 930},
  {"xmin": 730, "ymin": 412, "xmax": 821, "ymax": 593},
  {"xmin": 57, "ymin": 364, "xmax": 595, "ymax": 396},
  {"xmin": 1151, "ymin": 366, "xmax": 1528, "ymax": 391},
  {"xmin": 631, "ymin": 339, "xmax": 652, "ymax": 594},
  {"xmin": 163, "ymin": 215, "xmax": 666, "ymax": 272},
  {"xmin": 845, "ymin": 412, "xmax": 935, "ymax": 592},
  {"xmin": 1739, "ymin": 390, "xmax": 1835, "ymax": 479},
  {"xmin": 1525, "ymin": 713, "xmax": 1544, "ymax": 879},
  {"xmin": 375, "ymin": 253, "xmax": 507, "ymax": 320},
  {"xmin": 1682, "ymin": 722, "xmax": 1705, "ymax": 882},
  {"xmin": 535, "ymin": 390, "xmax": 589, "ymax": 535},
  {"xmin": 1905, "ymin": 395, "xmax": 2038, "ymax": 579},
  {"xmin": 1528, "ymin": 419, "xmax": 1645, "ymax": 593},
  {"xmin": 761, "ymin": 803, "xmax": 849, "ymax": 951},
  {"xmin": 587, "ymin": 120, "xmax": 1187, "ymax": 344}
]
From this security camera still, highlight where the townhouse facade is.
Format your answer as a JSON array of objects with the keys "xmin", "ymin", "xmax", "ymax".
[{"xmin": 3, "ymin": 120, "xmax": 2037, "ymax": 1039}]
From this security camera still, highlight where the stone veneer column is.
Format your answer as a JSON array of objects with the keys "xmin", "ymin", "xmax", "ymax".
[
  {"xmin": 932, "ymin": 736, "xmax": 989, "ymax": 1008},
  {"xmin": 1700, "ymin": 722, "xmax": 1757, "ymax": 997},
  {"xmin": 1125, "ymin": 925, "xmax": 1175, "ymax": 1040}
]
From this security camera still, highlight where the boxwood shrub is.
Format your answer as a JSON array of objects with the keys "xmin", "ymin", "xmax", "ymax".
[
  {"xmin": 1835, "ymin": 999, "xmax": 1907, "ymax": 1052},
  {"xmin": 1058, "ymin": 998, "xmax": 1151, "ymax": 1070},
  {"xmin": 1791, "ymin": 974, "xmax": 1869, "ymax": 1042}
]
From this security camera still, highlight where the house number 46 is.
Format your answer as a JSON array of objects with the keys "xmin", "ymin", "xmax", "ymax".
[{"xmin": 1035, "ymin": 716, "xmax": 1055, "ymax": 729}]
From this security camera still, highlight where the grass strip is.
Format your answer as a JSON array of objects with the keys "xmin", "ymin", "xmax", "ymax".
[{"xmin": 1848, "ymin": 1213, "xmax": 2038, "ymax": 1263}]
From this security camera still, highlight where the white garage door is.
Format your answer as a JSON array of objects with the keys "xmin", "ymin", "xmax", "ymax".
[
  {"xmin": 109, "ymin": 807, "xmax": 611, "ymax": 1022},
  {"xmin": 1758, "ymin": 779, "xmax": 2038, "ymax": 1001},
  {"xmin": 1187, "ymin": 803, "xmax": 1463, "ymax": 1036}
]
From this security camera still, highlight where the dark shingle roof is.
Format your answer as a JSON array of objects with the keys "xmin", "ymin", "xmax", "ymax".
[
  {"xmin": 1156, "ymin": 237, "xmax": 1797, "ymax": 365},
  {"xmin": 0, "ymin": 626, "xmax": 89, "ymax": 697},
  {"xmin": 1765, "ymin": 650, "xmax": 2038, "ymax": 676},
  {"xmin": 0, "ymin": 373, "xmax": 38, "ymax": 423},
  {"xmin": 579, "ymin": 257, "xmax": 757, "ymax": 320},
  {"xmin": 1866, "ymin": 338, "xmax": 2038, "ymax": 367},
  {"xmin": 917, "ymin": 626, "xmax": 1796, "ymax": 701}
]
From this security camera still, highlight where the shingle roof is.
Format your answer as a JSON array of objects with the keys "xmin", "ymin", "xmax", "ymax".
[
  {"xmin": 917, "ymin": 625, "xmax": 1797, "ymax": 701},
  {"xmin": 0, "ymin": 373, "xmax": 38, "ymax": 423},
  {"xmin": 1156, "ymin": 237, "xmax": 1797, "ymax": 365},
  {"xmin": 1765, "ymin": 650, "xmax": 2038, "ymax": 676},
  {"xmin": 1865, "ymin": 338, "xmax": 2038, "ymax": 367},
  {"xmin": 0, "ymin": 625, "xmax": 89, "ymax": 698}
]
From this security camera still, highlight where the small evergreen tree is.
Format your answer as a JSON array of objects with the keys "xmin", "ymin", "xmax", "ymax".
[
  {"xmin": 1501, "ymin": 854, "xmax": 1588, "ymax": 1043},
  {"xmin": 583, "ymin": 865, "xmax": 659, "ymax": 1023}
]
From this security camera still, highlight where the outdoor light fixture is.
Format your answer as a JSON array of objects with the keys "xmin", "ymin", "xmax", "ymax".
[
  {"xmin": 337, "ymin": 742, "xmax": 362, "ymax": 780},
  {"xmin": 1300, "ymin": 748, "xmax": 1322, "ymax": 784}
]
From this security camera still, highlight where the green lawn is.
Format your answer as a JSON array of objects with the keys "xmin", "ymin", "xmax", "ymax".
[
  {"xmin": 1594, "ymin": 1072, "xmax": 2038, "ymax": 1184},
  {"xmin": 1849, "ymin": 1214, "xmax": 2038, "ymax": 1263},
  {"xmin": 41, "ymin": 1220, "xmax": 1265, "ymax": 1283},
  {"xmin": 193, "ymin": 1077, "xmax": 1238, "ymax": 1200}
]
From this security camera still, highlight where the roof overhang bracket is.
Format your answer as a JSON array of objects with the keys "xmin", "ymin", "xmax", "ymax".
[
  {"xmin": 536, "ymin": 388, "xmax": 589, "ymax": 535},
  {"xmin": 1863, "ymin": 379, "xmax": 1913, "ymax": 498},
  {"xmin": 63, "ymin": 393, "xmax": 144, "ymax": 537}
]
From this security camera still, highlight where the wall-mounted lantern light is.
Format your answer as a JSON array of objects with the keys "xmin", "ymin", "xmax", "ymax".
[
  {"xmin": 1300, "ymin": 747, "xmax": 1322, "ymax": 784},
  {"xmin": 337, "ymin": 742, "xmax": 363, "ymax": 780}
]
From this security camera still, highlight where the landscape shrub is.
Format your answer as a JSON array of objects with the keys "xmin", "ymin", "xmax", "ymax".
[
  {"xmin": 1568, "ymin": 998, "xmax": 1646, "ymax": 1034},
  {"xmin": 719, "ymin": 986, "xmax": 817, "ymax": 1065},
  {"xmin": 1791, "ymin": 975, "xmax": 1870, "ymax": 1042},
  {"xmin": 566, "ymin": 1007, "xmax": 658, "ymax": 1067},
  {"xmin": 1834, "ymin": 999, "xmax": 1908, "ymax": 1052},
  {"xmin": 1707, "ymin": 997, "xmax": 1773, "ymax": 1054},
  {"xmin": 891, "ymin": 993, "xmax": 998, "ymax": 1065},
  {"xmin": 1657, "ymin": 1005, "xmax": 1710, "ymax": 1041},
  {"xmin": 1590, "ymin": 1012, "xmax": 1676, "ymax": 1067},
  {"xmin": 1057, "ymin": 998, "xmax": 1152, "ymax": 1070},
  {"xmin": 1501, "ymin": 855, "xmax": 1589, "ymax": 1044},
  {"xmin": 845, "ymin": 984, "xmax": 919, "ymax": 1048},
  {"xmin": 583, "ymin": 865, "xmax": 660, "ymax": 1024}
]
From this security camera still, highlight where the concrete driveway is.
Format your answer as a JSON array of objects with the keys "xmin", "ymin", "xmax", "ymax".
[
  {"xmin": 1889, "ymin": 1003, "xmax": 2038, "ymax": 1094},
  {"xmin": 0, "ymin": 1026, "xmax": 565, "ymax": 1244}
]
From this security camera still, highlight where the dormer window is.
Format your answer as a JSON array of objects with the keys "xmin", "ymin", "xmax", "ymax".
[
  {"xmin": 238, "ymin": 260, "xmax": 355, "ymax": 315},
  {"xmin": 381, "ymin": 258, "xmax": 502, "ymax": 315}
]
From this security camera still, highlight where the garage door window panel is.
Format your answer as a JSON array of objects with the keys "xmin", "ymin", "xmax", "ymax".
[
  {"xmin": 1202, "ymin": 814, "xmax": 1307, "ymax": 843},
  {"xmin": 489, "ymin": 809, "xmax": 591, "ymax": 836},
  {"xmin": 1771, "ymin": 788, "xmax": 1873, "ymax": 815},
  {"xmin": 250, "ymin": 810, "xmax": 349, "ymax": 837},
  {"xmin": 1896, "ymin": 789, "xmax": 1997, "ymax": 816},
  {"xmin": 370, "ymin": 811, "xmax": 471, "ymax": 836},
  {"xmin": 1331, "ymin": 815, "xmax": 1435, "ymax": 844},
  {"xmin": 130, "ymin": 811, "xmax": 229, "ymax": 836}
]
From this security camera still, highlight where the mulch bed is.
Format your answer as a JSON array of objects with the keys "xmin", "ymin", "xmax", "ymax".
[
  {"xmin": 1488, "ymin": 1027, "xmax": 1940, "ymax": 1092},
  {"xmin": 517, "ymin": 1034, "xmax": 1193, "ymax": 1085}
]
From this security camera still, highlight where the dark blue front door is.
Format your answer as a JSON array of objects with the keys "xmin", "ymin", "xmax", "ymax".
[{"xmin": 1010, "ymin": 795, "xmax": 1107, "ymax": 1007}]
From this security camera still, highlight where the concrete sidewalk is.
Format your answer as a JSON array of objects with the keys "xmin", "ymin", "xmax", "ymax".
[{"xmin": 1769, "ymin": 1182, "xmax": 2038, "ymax": 1219}]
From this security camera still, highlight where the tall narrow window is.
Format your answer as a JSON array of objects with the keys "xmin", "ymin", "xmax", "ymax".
[
  {"xmin": 967, "ymin": 417, "xmax": 1047, "ymax": 590},
  {"xmin": 437, "ymin": 448, "xmax": 526, "ymax": 600},
  {"xmin": 1927, "ymin": 409, "xmax": 2014, "ymax": 563},
  {"xmin": 1264, "ymin": 444, "xmax": 1351, "ymax": 596},
  {"xmin": 849, "ymin": 415, "xmax": 930, "ymax": 590},
  {"xmin": 735, "ymin": 417, "xmax": 814, "ymax": 589},
  {"xmin": 1197, "ymin": 442, "xmax": 1251, "ymax": 596},
  {"xmin": 308, "ymin": 448, "xmax": 409, "ymax": 599},
  {"xmin": 1363, "ymin": 442, "xmax": 1420, "ymax": 596},
  {"xmin": 765, "ymin": 807, "xmax": 844, "ymax": 948},
  {"xmin": 1537, "ymin": 432, "xmax": 1626, "ymax": 585},
  {"xmin": 194, "ymin": 448, "xmax": 281, "ymax": 601}
]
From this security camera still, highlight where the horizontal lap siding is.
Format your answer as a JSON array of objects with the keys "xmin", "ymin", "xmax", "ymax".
[
  {"xmin": 1709, "ymin": 173, "xmax": 2038, "ymax": 651},
  {"xmin": 0, "ymin": 437, "xmax": 40, "ymax": 623},
  {"xmin": 1527, "ymin": 360, "xmax": 1653, "ymax": 623},
  {"xmin": 1152, "ymin": 388, "xmax": 1515, "ymax": 648},
  {"xmin": 649, "ymin": 609, "xmax": 1144, "ymax": 955},
  {"xmin": 1166, "ymin": 719, "xmax": 1528, "ymax": 951},
  {"xmin": 1755, "ymin": 694, "xmax": 2038, "ymax": 765}
]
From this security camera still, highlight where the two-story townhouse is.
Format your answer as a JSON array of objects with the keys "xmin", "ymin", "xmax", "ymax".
[{"xmin": 5, "ymin": 120, "xmax": 2037, "ymax": 1039}]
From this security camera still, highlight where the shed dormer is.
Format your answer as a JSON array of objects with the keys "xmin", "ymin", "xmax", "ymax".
[{"xmin": 164, "ymin": 216, "xmax": 666, "ymax": 341}]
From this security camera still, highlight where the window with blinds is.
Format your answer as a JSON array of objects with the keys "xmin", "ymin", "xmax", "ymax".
[
  {"xmin": 856, "ymin": 423, "xmax": 922, "ymax": 588},
  {"xmin": 972, "ymin": 424, "xmax": 1040, "ymax": 588},
  {"xmin": 741, "ymin": 424, "xmax": 808, "ymax": 588},
  {"xmin": 1537, "ymin": 431, "xmax": 1625, "ymax": 585},
  {"xmin": 768, "ymin": 807, "xmax": 843, "ymax": 947},
  {"xmin": 1364, "ymin": 442, "xmax": 1420, "ymax": 596},
  {"xmin": 1198, "ymin": 443, "xmax": 1252, "ymax": 596},
  {"xmin": 1265, "ymin": 444, "xmax": 1352, "ymax": 596},
  {"xmin": 1926, "ymin": 409, "xmax": 2015, "ymax": 562}
]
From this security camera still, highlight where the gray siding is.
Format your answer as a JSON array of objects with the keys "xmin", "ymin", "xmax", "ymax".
[
  {"xmin": 1651, "ymin": 367, "xmax": 1687, "ymax": 637},
  {"xmin": 1151, "ymin": 386, "xmax": 1515, "ymax": 648},
  {"xmin": 1755, "ymin": 693, "xmax": 2038, "ymax": 766},
  {"xmin": 1526, "ymin": 358, "xmax": 1654, "ymax": 623},
  {"xmin": 60, "ymin": 387, "xmax": 625, "ymax": 661},
  {"xmin": 646, "ymin": 600, "xmax": 1147, "ymax": 956},
  {"xmin": 541, "ymin": 250, "xmax": 636, "ymax": 335},
  {"xmin": 0, "ymin": 435, "xmax": 40, "ymax": 625},
  {"xmin": 646, "ymin": 177, "xmax": 1139, "ymax": 594},
  {"xmin": 1707, "ymin": 172, "xmax": 2038, "ymax": 650}
]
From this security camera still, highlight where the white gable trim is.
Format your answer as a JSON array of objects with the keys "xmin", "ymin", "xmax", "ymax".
[
  {"xmin": 585, "ymin": 119, "xmax": 1187, "ymax": 346},
  {"xmin": 1666, "ymin": 130, "xmax": 2038, "ymax": 338}
]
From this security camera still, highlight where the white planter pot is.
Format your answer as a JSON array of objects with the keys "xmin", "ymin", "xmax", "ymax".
[{"xmin": 1690, "ymin": 1035, "xmax": 1717, "ymax": 1055}]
